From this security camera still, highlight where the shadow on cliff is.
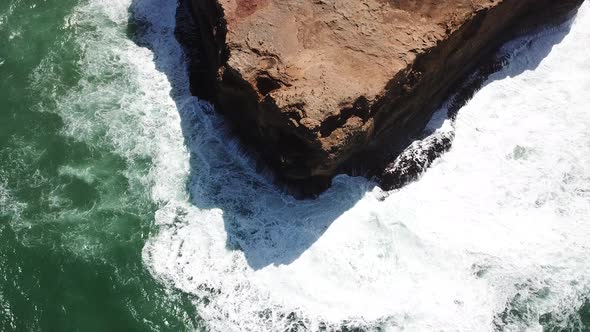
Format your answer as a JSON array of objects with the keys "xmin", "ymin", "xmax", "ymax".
[
  {"xmin": 126, "ymin": 0, "xmax": 575, "ymax": 270},
  {"xmin": 423, "ymin": 19, "xmax": 575, "ymax": 135},
  {"xmin": 491, "ymin": 23, "xmax": 575, "ymax": 80},
  {"xmin": 126, "ymin": 0, "xmax": 373, "ymax": 270}
]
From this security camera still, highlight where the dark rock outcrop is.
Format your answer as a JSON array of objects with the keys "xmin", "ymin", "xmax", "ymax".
[{"xmin": 177, "ymin": 0, "xmax": 583, "ymax": 196}]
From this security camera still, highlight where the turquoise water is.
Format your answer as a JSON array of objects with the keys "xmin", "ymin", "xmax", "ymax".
[{"xmin": 1, "ymin": 0, "xmax": 590, "ymax": 330}]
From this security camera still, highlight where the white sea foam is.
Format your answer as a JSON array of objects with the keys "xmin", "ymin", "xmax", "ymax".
[
  {"xmin": 144, "ymin": 1, "xmax": 590, "ymax": 331},
  {"xmin": 38, "ymin": 0, "xmax": 590, "ymax": 329},
  {"xmin": 144, "ymin": 1, "xmax": 590, "ymax": 330},
  {"xmin": 33, "ymin": 0, "xmax": 199, "ymax": 204},
  {"xmin": 0, "ymin": 181, "xmax": 27, "ymax": 220}
]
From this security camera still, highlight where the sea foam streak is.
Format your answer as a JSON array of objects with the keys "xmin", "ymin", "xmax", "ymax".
[
  {"xmin": 39, "ymin": 0, "xmax": 590, "ymax": 328},
  {"xmin": 144, "ymin": 2, "xmax": 590, "ymax": 331}
]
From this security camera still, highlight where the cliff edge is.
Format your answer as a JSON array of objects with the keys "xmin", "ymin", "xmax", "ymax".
[{"xmin": 177, "ymin": 0, "xmax": 583, "ymax": 195}]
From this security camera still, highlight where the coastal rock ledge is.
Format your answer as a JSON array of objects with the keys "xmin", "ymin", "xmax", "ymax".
[{"xmin": 178, "ymin": 0, "xmax": 582, "ymax": 195}]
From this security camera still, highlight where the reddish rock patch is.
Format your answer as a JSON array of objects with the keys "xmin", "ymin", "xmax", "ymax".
[{"xmin": 235, "ymin": 0, "xmax": 268, "ymax": 18}]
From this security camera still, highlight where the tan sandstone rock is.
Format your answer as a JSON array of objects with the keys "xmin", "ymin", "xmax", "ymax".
[{"xmin": 178, "ymin": 0, "xmax": 583, "ymax": 195}]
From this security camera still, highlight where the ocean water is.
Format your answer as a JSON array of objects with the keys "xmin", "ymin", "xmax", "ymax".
[{"xmin": 1, "ymin": 0, "xmax": 589, "ymax": 330}]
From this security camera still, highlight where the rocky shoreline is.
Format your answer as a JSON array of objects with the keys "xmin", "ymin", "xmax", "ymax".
[{"xmin": 176, "ymin": 0, "xmax": 583, "ymax": 197}]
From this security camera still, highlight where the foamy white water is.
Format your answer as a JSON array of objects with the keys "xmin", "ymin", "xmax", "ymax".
[
  {"xmin": 36, "ymin": 0, "xmax": 590, "ymax": 329},
  {"xmin": 144, "ymin": 2, "xmax": 590, "ymax": 331}
]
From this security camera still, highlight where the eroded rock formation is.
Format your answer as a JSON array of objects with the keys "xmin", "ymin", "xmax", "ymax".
[{"xmin": 177, "ymin": 0, "xmax": 583, "ymax": 196}]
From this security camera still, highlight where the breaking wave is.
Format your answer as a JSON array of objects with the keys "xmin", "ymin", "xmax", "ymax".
[
  {"xmin": 37, "ymin": 0, "xmax": 590, "ymax": 329},
  {"xmin": 143, "ymin": 1, "xmax": 590, "ymax": 331}
]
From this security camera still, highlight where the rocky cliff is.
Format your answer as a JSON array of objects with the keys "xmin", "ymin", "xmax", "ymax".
[{"xmin": 177, "ymin": 0, "xmax": 583, "ymax": 196}]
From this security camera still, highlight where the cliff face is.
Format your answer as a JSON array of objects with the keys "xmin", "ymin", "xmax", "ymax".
[{"xmin": 177, "ymin": 0, "xmax": 583, "ymax": 195}]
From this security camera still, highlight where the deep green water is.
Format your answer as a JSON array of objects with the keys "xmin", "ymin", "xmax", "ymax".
[
  {"xmin": 1, "ymin": 0, "xmax": 590, "ymax": 330},
  {"xmin": 0, "ymin": 0, "xmax": 196, "ymax": 329}
]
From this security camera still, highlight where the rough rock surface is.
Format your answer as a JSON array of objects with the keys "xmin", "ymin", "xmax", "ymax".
[{"xmin": 178, "ymin": 0, "xmax": 583, "ymax": 195}]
